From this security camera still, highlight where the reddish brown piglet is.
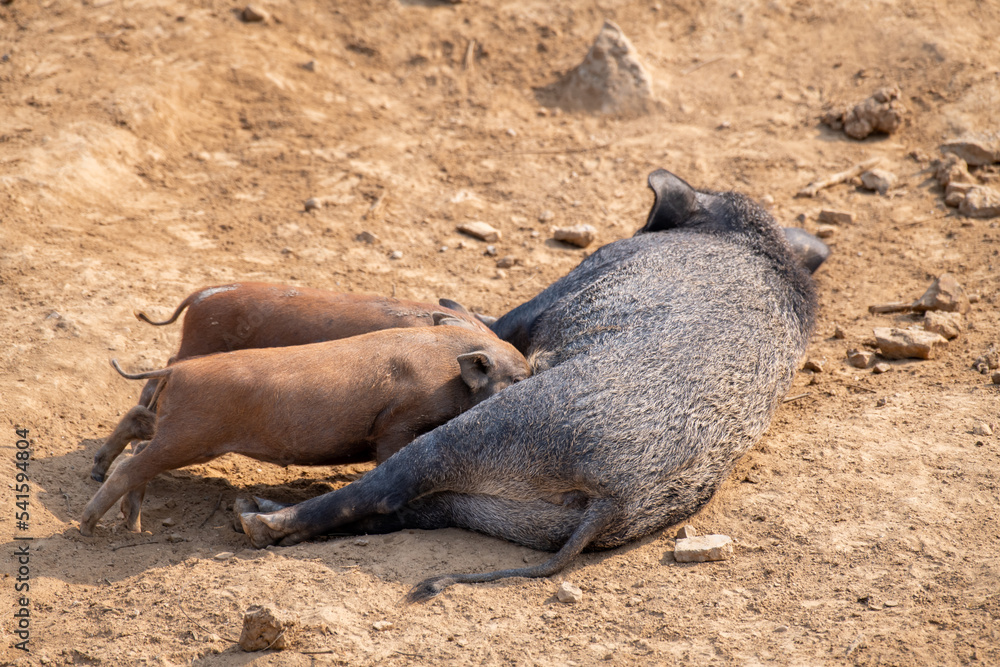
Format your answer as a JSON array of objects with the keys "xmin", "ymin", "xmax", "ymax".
[{"xmin": 91, "ymin": 282, "xmax": 493, "ymax": 482}]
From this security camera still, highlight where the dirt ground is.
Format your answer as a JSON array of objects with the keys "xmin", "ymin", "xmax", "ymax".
[{"xmin": 2, "ymin": 0, "xmax": 999, "ymax": 664}]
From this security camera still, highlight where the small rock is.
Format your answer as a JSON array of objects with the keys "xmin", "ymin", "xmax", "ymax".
[
  {"xmin": 973, "ymin": 422, "xmax": 993, "ymax": 437},
  {"xmin": 241, "ymin": 4, "xmax": 268, "ymax": 23},
  {"xmin": 457, "ymin": 221, "xmax": 501, "ymax": 242},
  {"xmin": 485, "ymin": 245, "xmax": 498, "ymax": 257},
  {"xmin": 860, "ymin": 168, "xmax": 898, "ymax": 194},
  {"xmin": 161, "ymin": 517, "xmax": 176, "ymax": 527},
  {"xmin": 166, "ymin": 533, "xmax": 185, "ymax": 543},
  {"xmin": 439, "ymin": 246, "xmax": 448, "ymax": 253},
  {"xmin": 304, "ymin": 197, "xmax": 322, "ymax": 211},
  {"xmin": 673, "ymin": 534, "xmax": 734, "ymax": 563},
  {"xmin": 775, "ymin": 625, "xmax": 789, "ymax": 633},
  {"xmin": 883, "ymin": 600, "xmax": 900, "ymax": 608},
  {"xmin": 833, "ymin": 325, "xmax": 847, "ymax": 339},
  {"xmin": 556, "ymin": 582, "xmax": 583, "ymax": 603},
  {"xmin": 301, "ymin": 60, "xmax": 317, "ymax": 72},
  {"xmin": 922, "ymin": 311, "xmax": 963, "ymax": 340},
  {"xmin": 823, "ymin": 85, "xmax": 905, "ymax": 139},
  {"xmin": 992, "ymin": 371, "xmax": 1000, "ymax": 385},
  {"xmin": 973, "ymin": 351, "xmax": 999, "ymax": 374},
  {"xmin": 816, "ymin": 225, "xmax": 836, "ymax": 239},
  {"xmin": 818, "ymin": 209, "xmax": 853, "ymax": 225},
  {"xmin": 389, "ymin": 251, "xmax": 403, "ymax": 260},
  {"xmin": 495, "ymin": 269, "xmax": 508, "ymax": 279},
  {"xmin": 675, "ymin": 525, "xmax": 697, "ymax": 539},
  {"xmin": 959, "ymin": 186, "xmax": 1000, "ymax": 219},
  {"xmin": 239, "ymin": 605, "xmax": 294, "ymax": 652},
  {"xmin": 546, "ymin": 20, "xmax": 655, "ymax": 115},
  {"xmin": 912, "ymin": 273, "xmax": 970, "ymax": 314},
  {"xmin": 846, "ymin": 349, "xmax": 875, "ymax": 369},
  {"xmin": 944, "ymin": 182, "xmax": 976, "ymax": 208},
  {"xmin": 941, "ymin": 133, "xmax": 1000, "ymax": 166},
  {"xmin": 353, "ymin": 538, "xmax": 369, "ymax": 546},
  {"xmin": 496, "ymin": 256, "xmax": 518, "ymax": 269},
  {"xmin": 933, "ymin": 155, "xmax": 971, "ymax": 188},
  {"xmin": 214, "ymin": 551, "xmax": 235, "ymax": 560},
  {"xmin": 553, "ymin": 224, "xmax": 597, "ymax": 248},
  {"xmin": 356, "ymin": 230, "xmax": 379, "ymax": 244},
  {"xmin": 803, "ymin": 359, "xmax": 824, "ymax": 372},
  {"xmin": 372, "ymin": 620, "xmax": 394, "ymax": 632},
  {"xmin": 872, "ymin": 362, "xmax": 892, "ymax": 374},
  {"xmin": 538, "ymin": 210, "xmax": 555, "ymax": 223},
  {"xmin": 873, "ymin": 327, "xmax": 949, "ymax": 360}
]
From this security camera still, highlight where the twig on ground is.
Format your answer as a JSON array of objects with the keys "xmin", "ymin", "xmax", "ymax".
[{"xmin": 796, "ymin": 157, "xmax": 881, "ymax": 197}]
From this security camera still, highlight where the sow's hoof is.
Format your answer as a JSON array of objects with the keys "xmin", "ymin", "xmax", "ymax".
[
  {"xmin": 232, "ymin": 496, "xmax": 288, "ymax": 533},
  {"xmin": 240, "ymin": 512, "xmax": 282, "ymax": 548}
]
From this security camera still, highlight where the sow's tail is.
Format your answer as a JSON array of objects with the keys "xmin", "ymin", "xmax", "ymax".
[{"xmin": 404, "ymin": 498, "xmax": 616, "ymax": 604}]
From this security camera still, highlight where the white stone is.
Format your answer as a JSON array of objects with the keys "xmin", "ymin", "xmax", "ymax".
[{"xmin": 673, "ymin": 534, "xmax": 734, "ymax": 562}]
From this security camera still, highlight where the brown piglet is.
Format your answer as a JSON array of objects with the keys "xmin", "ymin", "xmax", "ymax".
[
  {"xmin": 91, "ymin": 282, "xmax": 493, "ymax": 482},
  {"xmin": 80, "ymin": 320, "xmax": 529, "ymax": 536}
]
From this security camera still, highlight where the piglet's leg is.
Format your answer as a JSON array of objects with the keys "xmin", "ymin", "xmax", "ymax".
[
  {"xmin": 92, "ymin": 405, "xmax": 155, "ymax": 482},
  {"xmin": 120, "ymin": 441, "xmax": 150, "ymax": 532},
  {"xmin": 81, "ymin": 436, "xmax": 214, "ymax": 536}
]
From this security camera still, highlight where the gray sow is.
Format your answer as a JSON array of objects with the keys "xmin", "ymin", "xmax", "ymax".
[{"xmin": 239, "ymin": 169, "xmax": 823, "ymax": 602}]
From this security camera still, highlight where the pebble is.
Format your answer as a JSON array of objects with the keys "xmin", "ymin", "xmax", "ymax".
[
  {"xmin": 538, "ymin": 210, "xmax": 555, "ymax": 223},
  {"xmin": 553, "ymin": 224, "xmax": 597, "ymax": 248},
  {"xmin": 922, "ymin": 311, "xmax": 963, "ymax": 340},
  {"xmin": 941, "ymin": 133, "xmax": 1000, "ymax": 166},
  {"xmin": 872, "ymin": 362, "xmax": 892, "ymax": 374},
  {"xmin": 239, "ymin": 605, "xmax": 294, "ymax": 651},
  {"xmin": 356, "ymin": 230, "xmax": 379, "ymax": 244},
  {"xmin": 301, "ymin": 60, "xmax": 317, "ymax": 72},
  {"xmin": 818, "ymin": 209, "xmax": 853, "ymax": 225},
  {"xmin": 934, "ymin": 155, "xmax": 971, "ymax": 187},
  {"xmin": 496, "ymin": 256, "xmax": 518, "ymax": 269},
  {"xmin": 485, "ymin": 245, "xmax": 498, "ymax": 256},
  {"xmin": 675, "ymin": 525, "xmax": 697, "ymax": 539},
  {"xmin": 439, "ymin": 246, "xmax": 448, "ymax": 253},
  {"xmin": 823, "ymin": 85, "xmax": 905, "ymax": 139},
  {"xmin": 874, "ymin": 327, "xmax": 948, "ymax": 360},
  {"xmin": 673, "ymin": 534, "xmax": 733, "ymax": 562},
  {"xmin": 860, "ymin": 168, "xmax": 898, "ymax": 194},
  {"xmin": 973, "ymin": 423, "xmax": 993, "ymax": 437},
  {"xmin": 214, "ymin": 551, "xmax": 235, "ymax": 560},
  {"xmin": 353, "ymin": 538, "xmax": 369, "ymax": 546},
  {"xmin": 389, "ymin": 251, "xmax": 403, "ymax": 260},
  {"xmin": 161, "ymin": 517, "xmax": 176, "ymax": 527},
  {"xmin": 973, "ymin": 351, "xmax": 999, "ymax": 374},
  {"xmin": 912, "ymin": 273, "xmax": 970, "ymax": 314},
  {"xmin": 816, "ymin": 224, "xmax": 836, "ymax": 238},
  {"xmin": 992, "ymin": 371, "xmax": 1000, "ymax": 385},
  {"xmin": 846, "ymin": 349, "xmax": 875, "ymax": 369},
  {"xmin": 556, "ymin": 582, "xmax": 583, "ymax": 603},
  {"xmin": 166, "ymin": 533, "xmax": 185, "ymax": 543},
  {"xmin": 944, "ymin": 182, "xmax": 976, "ymax": 208},
  {"xmin": 241, "ymin": 4, "xmax": 268, "ymax": 23},
  {"xmin": 803, "ymin": 359, "xmax": 824, "ymax": 372},
  {"xmin": 959, "ymin": 186, "xmax": 1000, "ymax": 219},
  {"xmin": 833, "ymin": 325, "xmax": 847, "ymax": 339},
  {"xmin": 372, "ymin": 620, "xmax": 394, "ymax": 632},
  {"xmin": 457, "ymin": 221, "xmax": 501, "ymax": 242},
  {"xmin": 304, "ymin": 197, "xmax": 322, "ymax": 211}
]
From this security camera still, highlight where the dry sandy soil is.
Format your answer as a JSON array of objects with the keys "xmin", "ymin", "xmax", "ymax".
[{"xmin": 2, "ymin": 0, "xmax": 999, "ymax": 665}]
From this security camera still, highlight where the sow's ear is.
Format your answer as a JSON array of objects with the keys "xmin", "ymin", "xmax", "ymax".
[
  {"xmin": 781, "ymin": 227, "xmax": 831, "ymax": 274},
  {"xmin": 457, "ymin": 351, "xmax": 495, "ymax": 392},
  {"xmin": 636, "ymin": 169, "xmax": 701, "ymax": 234}
]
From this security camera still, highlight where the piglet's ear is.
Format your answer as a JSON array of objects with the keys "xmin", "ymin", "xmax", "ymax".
[
  {"xmin": 637, "ymin": 169, "xmax": 701, "ymax": 234},
  {"xmin": 434, "ymin": 312, "xmax": 480, "ymax": 331},
  {"xmin": 438, "ymin": 298, "xmax": 471, "ymax": 315},
  {"xmin": 457, "ymin": 351, "xmax": 494, "ymax": 392}
]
